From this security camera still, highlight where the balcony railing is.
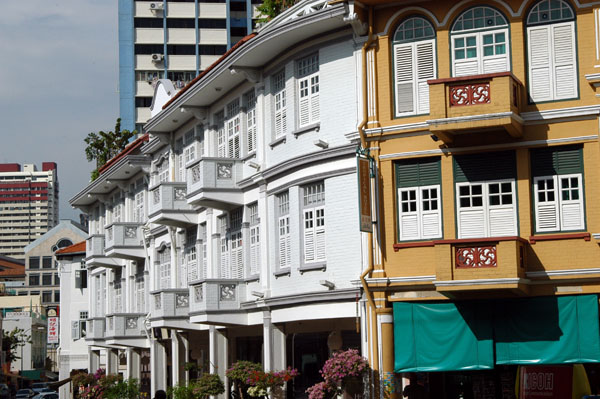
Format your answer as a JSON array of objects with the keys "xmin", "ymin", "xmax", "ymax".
[
  {"xmin": 427, "ymin": 72, "xmax": 524, "ymax": 143},
  {"xmin": 104, "ymin": 313, "xmax": 146, "ymax": 339},
  {"xmin": 189, "ymin": 279, "xmax": 246, "ymax": 316},
  {"xmin": 433, "ymin": 237, "xmax": 529, "ymax": 294},
  {"xmin": 151, "ymin": 288, "xmax": 189, "ymax": 319},
  {"xmin": 86, "ymin": 317, "xmax": 105, "ymax": 340},
  {"xmin": 148, "ymin": 182, "xmax": 197, "ymax": 227},
  {"xmin": 186, "ymin": 158, "xmax": 244, "ymax": 209},
  {"xmin": 104, "ymin": 222, "xmax": 145, "ymax": 260},
  {"xmin": 86, "ymin": 235, "xmax": 120, "ymax": 268}
]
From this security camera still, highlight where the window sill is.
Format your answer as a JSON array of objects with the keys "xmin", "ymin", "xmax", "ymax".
[
  {"xmin": 242, "ymin": 152, "xmax": 257, "ymax": 161},
  {"xmin": 529, "ymin": 232, "xmax": 590, "ymax": 244},
  {"xmin": 293, "ymin": 122, "xmax": 320, "ymax": 138},
  {"xmin": 299, "ymin": 263, "xmax": 326, "ymax": 274},
  {"xmin": 393, "ymin": 241, "xmax": 435, "ymax": 251},
  {"xmin": 273, "ymin": 269, "xmax": 291, "ymax": 278},
  {"xmin": 244, "ymin": 275, "xmax": 260, "ymax": 283},
  {"xmin": 269, "ymin": 135, "xmax": 286, "ymax": 148}
]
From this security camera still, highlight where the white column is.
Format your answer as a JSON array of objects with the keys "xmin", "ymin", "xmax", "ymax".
[
  {"xmin": 171, "ymin": 332, "xmax": 180, "ymax": 386},
  {"xmin": 151, "ymin": 341, "xmax": 167, "ymax": 396},
  {"xmin": 263, "ymin": 311, "xmax": 273, "ymax": 371},
  {"xmin": 209, "ymin": 326, "xmax": 228, "ymax": 396},
  {"xmin": 182, "ymin": 333, "xmax": 190, "ymax": 385}
]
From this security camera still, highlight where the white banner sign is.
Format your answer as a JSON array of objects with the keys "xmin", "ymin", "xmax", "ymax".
[{"xmin": 47, "ymin": 316, "xmax": 59, "ymax": 344}]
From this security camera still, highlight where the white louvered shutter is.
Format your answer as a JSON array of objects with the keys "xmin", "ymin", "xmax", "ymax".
[
  {"xmin": 298, "ymin": 78, "xmax": 311, "ymax": 126},
  {"xmin": 315, "ymin": 207, "xmax": 326, "ymax": 261},
  {"xmin": 230, "ymin": 232, "xmax": 243, "ymax": 279},
  {"xmin": 528, "ymin": 26, "xmax": 552, "ymax": 102},
  {"xmin": 220, "ymin": 236, "xmax": 230, "ymax": 278},
  {"xmin": 310, "ymin": 74, "xmax": 320, "ymax": 122},
  {"xmin": 453, "ymin": 34, "xmax": 480, "ymax": 77},
  {"xmin": 278, "ymin": 216, "xmax": 290, "ymax": 268},
  {"xmin": 217, "ymin": 128, "xmax": 226, "ymax": 157},
  {"xmin": 416, "ymin": 40, "xmax": 435, "ymax": 114},
  {"xmin": 457, "ymin": 183, "xmax": 486, "ymax": 238},
  {"xmin": 72, "ymin": 321, "xmax": 80, "ymax": 340},
  {"xmin": 394, "ymin": 44, "xmax": 414, "ymax": 114},
  {"xmin": 482, "ymin": 30, "xmax": 509, "ymax": 74},
  {"xmin": 274, "ymin": 90, "xmax": 286, "ymax": 137},
  {"xmin": 247, "ymin": 108, "xmax": 256, "ymax": 153},
  {"xmin": 552, "ymin": 22, "xmax": 577, "ymax": 100},
  {"xmin": 201, "ymin": 240, "xmax": 207, "ymax": 279},
  {"xmin": 487, "ymin": 181, "xmax": 517, "ymax": 237},
  {"xmin": 559, "ymin": 174, "xmax": 584, "ymax": 231},
  {"xmin": 420, "ymin": 186, "xmax": 441, "ymax": 239},
  {"xmin": 398, "ymin": 188, "xmax": 419, "ymax": 240},
  {"xmin": 534, "ymin": 176, "xmax": 559, "ymax": 232},
  {"xmin": 304, "ymin": 209, "xmax": 315, "ymax": 262},
  {"xmin": 250, "ymin": 226, "xmax": 260, "ymax": 275}
]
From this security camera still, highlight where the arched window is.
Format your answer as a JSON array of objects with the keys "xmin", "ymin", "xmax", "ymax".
[
  {"xmin": 52, "ymin": 238, "xmax": 73, "ymax": 252},
  {"xmin": 450, "ymin": 7, "xmax": 510, "ymax": 76},
  {"xmin": 392, "ymin": 17, "xmax": 436, "ymax": 116},
  {"xmin": 526, "ymin": 0, "xmax": 576, "ymax": 102}
]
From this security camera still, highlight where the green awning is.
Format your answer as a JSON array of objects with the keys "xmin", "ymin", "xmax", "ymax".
[
  {"xmin": 495, "ymin": 295, "xmax": 600, "ymax": 365},
  {"xmin": 393, "ymin": 301, "xmax": 494, "ymax": 372},
  {"xmin": 394, "ymin": 295, "xmax": 600, "ymax": 373}
]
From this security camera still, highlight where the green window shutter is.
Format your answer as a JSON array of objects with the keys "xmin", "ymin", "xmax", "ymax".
[
  {"xmin": 531, "ymin": 145, "xmax": 582, "ymax": 177},
  {"xmin": 454, "ymin": 151, "xmax": 516, "ymax": 182},
  {"xmin": 395, "ymin": 157, "xmax": 441, "ymax": 188}
]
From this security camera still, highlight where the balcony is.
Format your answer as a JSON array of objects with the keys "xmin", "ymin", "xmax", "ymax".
[
  {"xmin": 148, "ymin": 182, "xmax": 197, "ymax": 227},
  {"xmin": 188, "ymin": 279, "xmax": 247, "ymax": 325},
  {"xmin": 427, "ymin": 72, "xmax": 524, "ymax": 143},
  {"xmin": 433, "ymin": 237, "xmax": 529, "ymax": 296},
  {"xmin": 86, "ymin": 235, "xmax": 120, "ymax": 268},
  {"xmin": 86, "ymin": 317, "xmax": 105, "ymax": 342},
  {"xmin": 104, "ymin": 313, "xmax": 147, "ymax": 347},
  {"xmin": 186, "ymin": 158, "xmax": 244, "ymax": 210},
  {"xmin": 150, "ymin": 288, "xmax": 190, "ymax": 323},
  {"xmin": 105, "ymin": 222, "xmax": 145, "ymax": 260}
]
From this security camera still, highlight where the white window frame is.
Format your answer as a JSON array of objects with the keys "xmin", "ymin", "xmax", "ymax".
[
  {"xmin": 248, "ymin": 203, "xmax": 260, "ymax": 276},
  {"xmin": 302, "ymin": 182, "xmax": 326, "ymax": 264},
  {"xmin": 451, "ymin": 28, "xmax": 509, "ymax": 76},
  {"xmin": 135, "ymin": 274, "xmax": 145, "ymax": 313},
  {"xmin": 297, "ymin": 54, "xmax": 320, "ymax": 127},
  {"xmin": 158, "ymin": 247, "xmax": 171, "ymax": 290},
  {"xmin": 218, "ymin": 216, "xmax": 230, "ymax": 278},
  {"xmin": 273, "ymin": 70, "xmax": 287, "ymax": 138},
  {"xmin": 185, "ymin": 227, "xmax": 198, "ymax": 282},
  {"xmin": 277, "ymin": 192, "xmax": 291, "ymax": 269},
  {"xmin": 456, "ymin": 179, "xmax": 517, "ymax": 238},
  {"xmin": 397, "ymin": 184, "xmax": 442, "ymax": 241},
  {"xmin": 216, "ymin": 111, "xmax": 226, "ymax": 158},
  {"xmin": 134, "ymin": 191, "xmax": 145, "ymax": 223},
  {"xmin": 245, "ymin": 90, "xmax": 257, "ymax": 154},
  {"xmin": 184, "ymin": 129, "xmax": 196, "ymax": 165},
  {"xmin": 226, "ymin": 100, "xmax": 241, "ymax": 159},
  {"xmin": 533, "ymin": 173, "xmax": 584, "ymax": 232},
  {"xmin": 200, "ymin": 223, "xmax": 208, "ymax": 280}
]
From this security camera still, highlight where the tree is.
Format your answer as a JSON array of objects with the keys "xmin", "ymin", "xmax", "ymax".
[
  {"xmin": 255, "ymin": 0, "xmax": 298, "ymax": 22},
  {"xmin": 2, "ymin": 328, "xmax": 31, "ymax": 364},
  {"xmin": 84, "ymin": 118, "xmax": 137, "ymax": 181}
]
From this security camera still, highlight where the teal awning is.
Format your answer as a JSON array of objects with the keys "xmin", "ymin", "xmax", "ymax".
[
  {"xmin": 495, "ymin": 295, "xmax": 600, "ymax": 365},
  {"xmin": 393, "ymin": 295, "xmax": 600, "ymax": 373},
  {"xmin": 393, "ymin": 301, "xmax": 494, "ymax": 372}
]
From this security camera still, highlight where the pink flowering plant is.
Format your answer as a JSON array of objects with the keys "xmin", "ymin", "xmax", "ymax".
[
  {"xmin": 226, "ymin": 361, "xmax": 299, "ymax": 398},
  {"xmin": 306, "ymin": 349, "xmax": 369, "ymax": 399}
]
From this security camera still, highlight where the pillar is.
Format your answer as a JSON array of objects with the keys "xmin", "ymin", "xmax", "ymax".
[
  {"xmin": 379, "ymin": 311, "xmax": 399, "ymax": 399},
  {"xmin": 182, "ymin": 333, "xmax": 190, "ymax": 385},
  {"xmin": 209, "ymin": 326, "xmax": 228, "ymax": 396},
  {"xmin": 106, "ymin": 349, "xmax": 118, "ymax": 375},
  {"xmin": 126, "ymin": 348, "xmax": 141, "ymax": 380},
  {"xmin": 172, "ymin": 331, "xmax": 180, "ymax": 386},
  {"xmin": 88, "ymin": 349, "xmax": 100, "ymax": 373},
  {"xmin": 151, "ymin": 340, "xmax": 167, "ymax": 396}
]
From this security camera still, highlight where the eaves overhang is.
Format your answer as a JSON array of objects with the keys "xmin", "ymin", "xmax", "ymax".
[
  {"xmin": 70, "ymin": 155, "xmax": 150, "ymax": 208},
  {"xmin": 144, "ymin": 2, "xmax": 349, "ymax": 135}
]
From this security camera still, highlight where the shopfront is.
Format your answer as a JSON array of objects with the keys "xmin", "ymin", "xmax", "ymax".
[{"xmin": 393, "ymin": 295, "xmax": 600, "ymax": 398}]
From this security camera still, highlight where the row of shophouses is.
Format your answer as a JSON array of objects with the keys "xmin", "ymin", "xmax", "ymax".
[{"xmin": 64, "ymin": 0, "xmax": 600, "ymax": 397}]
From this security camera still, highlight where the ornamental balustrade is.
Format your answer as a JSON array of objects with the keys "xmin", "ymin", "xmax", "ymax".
[
  {"xmin": 455, "ymin": 245, "xmax": 497, "ymax": 268},
  {"xmin": 189, "ymin": 279, "xmax": 246, "ymax": 314},
  {"xmin": 449, "ymin": 83, "xmax": 491, "ymax": 106},
  {"xmin": 151, "ymin": 288, "xmax": 190, "ymax": 319}
]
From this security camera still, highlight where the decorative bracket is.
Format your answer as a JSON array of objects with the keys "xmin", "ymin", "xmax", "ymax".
[
  {"xmin": 181, "ymin": 106, "xmax": 208, "ymax": 123},
  {"xmin": 229, "ymin": 67, "xmax": 261, "ymax": 83}
]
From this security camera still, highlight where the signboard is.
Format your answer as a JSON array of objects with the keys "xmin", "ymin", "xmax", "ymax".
[
  {"xmin": 5, "ymin": 311, "xmax": 30, "ymax": 319},
  {"xmin": 47, "ymin": 316, "xmax": 59, "ymax": 344},
  {"xmin": 519, "ymin": 365, "xmax": 572, "ymax": 399},
  {"xmin": 357, "ymin": 157, "xmax": 372, "ymax": 232}
]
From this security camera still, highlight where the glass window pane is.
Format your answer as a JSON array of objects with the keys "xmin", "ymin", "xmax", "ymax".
[
  {"xmin": 423, "ymin": 202, "xmax": 430, "ymax": 211},
  {"xmin": 472, "ymin": 185, "xmax": 482, "ymax": 195},
  {"xmin": 455, "ymin": 49, "xmax": 465, "ymax": 60},
  {"xmin": 501, "ymin": 182, "xmax": 512, "ymax": 192},
  {"xmin": 431, "ymin": 200, "xmax": 438, "ymax": 210},
  {"xmin": 495, "ymin": 32, "xmax": 505, "ymax": 42},
  {"xmin": 460, "ymin": 186, "xmax": 470, "ymax": 196},
  {"xmin": 473, "ymin": 197, "xmax": 483, "ymax": 207},
  {"xmin": 467, "ymin": 48, "xmax": 477, "ymax": 58},
  {"xmin": 548, "ymin": 191, "xmax": 555, "ymax": 201},
  {"xmin": 502, "ymin": 194, "xmax": 512, "ymax": 204},
  {"xmin": 490, "ymin": 196, "xmax": 500, "ymax": 206},
  {"xmin": 460, "ymin": 198, "xmax": 471, "ymax": 208},
  {"xmin": 489, "ymin": 184, "xmax": 499, "ymax": 194},
  {"xmin": 455, "ymin": 37, "xmax": 465, "ymax": 47},
  {"xmin": 484, "ymin": 46, "xmax": 494, "ymax": 56},
  {"xmin": 495, "ymin": 44, "xmax": 506, "ymax": 54},
  {"xmin": 572, "ymin": 190, "xmax": 579, "ymax": 200},
  {"xmin": 466, "ymin": 36, "xmax": 477, "ymax": 46},
  {"xmin": 483, "ymin": 34, "xmax": 493, "ymax": 45}
]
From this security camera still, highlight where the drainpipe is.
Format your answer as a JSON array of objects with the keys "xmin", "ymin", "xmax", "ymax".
[{"xmin": 356, "ymin": 4, "xmax": 381, "ymax": 385}]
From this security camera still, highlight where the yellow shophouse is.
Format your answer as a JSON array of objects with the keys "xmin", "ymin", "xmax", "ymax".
[{"xmin": 357, "ymin": 0, "xmax": 600, "ymax": 397}]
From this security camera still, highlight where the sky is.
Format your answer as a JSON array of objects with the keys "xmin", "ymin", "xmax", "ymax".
[{"xmin": 0, "ymin": 0, "xmax": 119, "ymax": 221}]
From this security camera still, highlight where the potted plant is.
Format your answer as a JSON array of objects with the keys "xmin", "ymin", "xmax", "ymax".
[
  {"xmin": 226, "ymin": 361, "xmax": 263, "ymax": 399},
  {"xmin": 245, "ymin": 367, "xmax": 299, "ymax": 398},
  {"xmin": 306, "ymin": 349, "xmax": 369, "ymax": 399}
]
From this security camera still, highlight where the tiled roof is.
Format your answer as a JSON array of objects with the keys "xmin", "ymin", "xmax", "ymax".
[
  {"xmin": 97, "ymin": 133, "xmax": 149, "ymax": 176},
  {"xmin": 55, "ymin": 241, "xmax": 86, "ymax": 255},
  {"xmin": 162, "ymin": 33, "xmax": 257, "ymax": 110},
  {"xmin": 0, "ymin": 257, "xmax": 25, "ymax": 278}
]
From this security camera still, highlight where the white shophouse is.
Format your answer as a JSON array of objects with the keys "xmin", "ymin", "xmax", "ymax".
[{"xmin": 70, "ymin": 1, "xmax": 368, "ymax": 397}]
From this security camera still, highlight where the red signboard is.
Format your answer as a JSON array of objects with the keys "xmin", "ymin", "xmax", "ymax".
[{"xmin": 520, "ymin": 365, "xmax": 572, "ymax": 399}]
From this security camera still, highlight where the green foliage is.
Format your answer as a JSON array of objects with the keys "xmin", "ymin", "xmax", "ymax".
[
  {"xmin": 255, "ymin": 0, "xmax": 298, "ymax": 22},
  {"xmin": 226, "ymin": 361, "xmax": 263, "ymax": 399},
  {"xmin": 1, "ymin": 327, "xmax": 31, "ymax": 364},
  {"xmin": 84, "ymin": 118, "xmax": 136, "ymax": 181},
  {"xmin": 168, "ymin": 374, "xmax": 224, "ymax": 399},
  {"xmin": 103, "ymin": 378, "xmax": 140, "ymax": 399}
]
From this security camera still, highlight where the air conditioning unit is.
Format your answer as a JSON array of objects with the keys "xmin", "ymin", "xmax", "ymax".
[
  {"xmin": 151, "ymin": 53, "xmax": 164, "ymax": 63},
  {"xmin": 149, "ymin": 2, "xmax": 164, "ymax": 10}
]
